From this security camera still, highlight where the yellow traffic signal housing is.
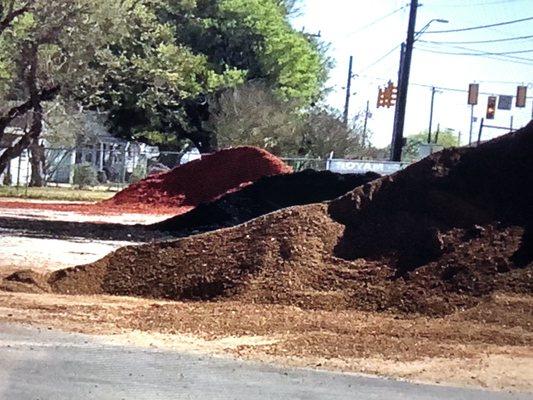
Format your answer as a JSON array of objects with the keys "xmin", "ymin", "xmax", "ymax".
[{"xmin": 377, "ymin": 81, "xmax": 397, "ymax": 108}]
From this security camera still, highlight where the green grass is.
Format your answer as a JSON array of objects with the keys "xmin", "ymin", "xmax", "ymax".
[{"xmin": 0, "ymin": 186, "xmax": 116, "ymax": 202}]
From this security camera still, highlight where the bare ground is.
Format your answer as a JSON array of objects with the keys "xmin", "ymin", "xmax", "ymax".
[
  {"xmin": 0, "ymin": 290, "xmax": 531, "ymax": 392},
  {"xmin": 0, "ymin": 199, "xmax": 171, "ymax": 272},
  {"xmin": 0, "ymin": 200, "xmax": 531, "ymax": 392}
]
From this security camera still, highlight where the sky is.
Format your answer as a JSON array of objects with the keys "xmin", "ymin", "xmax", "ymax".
[{"xmin": 292, "ymin": 0, "xmax": 533, "ymax": 148}]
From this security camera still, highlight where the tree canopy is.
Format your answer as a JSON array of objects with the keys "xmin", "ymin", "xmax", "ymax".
[
  {"xmin": 209, "ymin": 82, "xmax": 369, "ymax": 159},
  {"xmin": 0, "ymin": 0, "xmax": 330, "ymax": 183},
  {"xmin": 0, "ymin": 0, "xmax": 115, "ymax": 180},
  {"xmin": 85, "ymin": 0, "xmax": 329, "ymax": 152}
]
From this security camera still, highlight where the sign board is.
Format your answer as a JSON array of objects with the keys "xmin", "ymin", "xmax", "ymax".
[
  {"xmin": 497, "ymin": 95, "xmax": 512, "ymax": 110},
  {"xmin": 327, "ymin": 159, "xmax": 405, "ymax": 175},
  {"xmin": 468, "ymin": 83, "xmax": 479, "ymax": 105},
  {"xmin": 516, "ymin": 86, "xmax": 527, "ymax": 108}
]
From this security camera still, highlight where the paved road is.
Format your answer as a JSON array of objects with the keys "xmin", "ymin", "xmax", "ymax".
[{"xmin": 0, "ymin": 323, "xmax": 530, "ymax": 400}]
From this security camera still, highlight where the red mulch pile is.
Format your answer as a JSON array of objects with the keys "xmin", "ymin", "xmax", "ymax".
[{"xmin": 105, "ymin": 146, "xmax": 292, "ymax": 209}]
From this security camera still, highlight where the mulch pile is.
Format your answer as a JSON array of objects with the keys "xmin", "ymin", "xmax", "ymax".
[
  {"xmin": 152, "ymin": 170, "xmax": 380, "ymax": 235},
  {"xmin": 0, "ymin": 147, "xmax": 291, "ymax": 216},
  {"xmin": 105, "ymin": 146, "xmax": 293, "ymax": 209},
  {"xmin": 4, "ymin": 122, "xmax": 533, "ymax": 316}
]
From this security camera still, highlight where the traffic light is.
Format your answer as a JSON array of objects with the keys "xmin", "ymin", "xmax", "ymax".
[
  {"xmin": 377, "ymin": 81, "xmax": 397, "ymax": 108},
  {"xmin": 516, "ymin": 86, "xmax": 527, "ymax": 108},
  {"xmin": 486, "ymin": 96, "xmax": 496, "ymax": 119}
]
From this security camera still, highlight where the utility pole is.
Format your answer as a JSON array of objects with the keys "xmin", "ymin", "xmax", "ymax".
[
  {"xmin": 427, "ymin": 86, "xmax": 436, "ymax": 143},
  {"xmin": 468, "ymin": 104, "xmax": 475, "ymax": 145},
  {"xmin": 390, "ymin": 0, "xmax": 418, "ymax": 161},
  {"xmin": 343, "ymin": 55, "xmax": 354, "ymax": 126},
  {"xmin": 363, "ymin": 100, "xmax": 370, "ymax": 146}
]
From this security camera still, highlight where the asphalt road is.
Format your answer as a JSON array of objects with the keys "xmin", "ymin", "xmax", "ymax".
[{"xmin": 0, "ymin": 323, "xmax": 530, "ymax": 400}]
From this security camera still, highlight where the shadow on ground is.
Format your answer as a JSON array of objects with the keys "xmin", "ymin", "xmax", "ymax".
[{"xmin": 0, "ymin": 216, "xmax": 170, "ymax": 242}]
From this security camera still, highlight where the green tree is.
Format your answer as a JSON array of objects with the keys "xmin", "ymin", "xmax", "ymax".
[
  {"xmin": 209, "ymin": 82, "xmax": 368, "ymax": 158},
  {"xmin": 402, "ymin": 128, "xmax": 459, "ymax": 162},
  {"xmin": 0, "ymin": 0, "xmax": 117, "ymax": 184},
  {"xmin": 88, "ymin": 0, "xmax": 329, "ymax": 152}
]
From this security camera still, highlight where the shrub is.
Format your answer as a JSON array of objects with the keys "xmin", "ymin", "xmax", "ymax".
[
  {"xmin": 129, "ymin": 163, "xmax": 147, "ymax": 184},
  {"xmin": 73, "ymin": 163, "xmax": 98, "ymax": 188}
]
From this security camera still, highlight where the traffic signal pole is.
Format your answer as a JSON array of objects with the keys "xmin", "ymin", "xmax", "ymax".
[{"xmin": 390, "ymin": 0, "xmax": 418, "ymax": 161}]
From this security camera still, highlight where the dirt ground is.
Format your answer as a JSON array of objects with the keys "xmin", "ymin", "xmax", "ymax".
[
  {"xmin": 0, "ymin": 291, "xmax": 531, "ymax": 392},
  {"xmin": 0, "ymin": 199, "xmax": 531, "ymax": 393},
  {"xmin": 0, "ymin": 199, "xmax": 171, "ymax": 272}
]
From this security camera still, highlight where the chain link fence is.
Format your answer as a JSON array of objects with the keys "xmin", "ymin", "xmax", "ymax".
[{"xmin": 1, "ymin": 146, "xmax": 405, "ymax": 189}]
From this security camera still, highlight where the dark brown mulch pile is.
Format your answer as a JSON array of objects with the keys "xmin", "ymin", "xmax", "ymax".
[
  {"xmin": 39, "ymin": 204, "xmax": 531, "ymax": 316},
  {"xmin": 152, "ymin": 170, "xmax": 380, "ymax": 235},
  {"xmin": 329, "ymin": 121, "xmax": 533, "ymax": 272}
]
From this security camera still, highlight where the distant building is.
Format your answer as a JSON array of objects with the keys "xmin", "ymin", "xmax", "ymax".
[{"xmin": 0, "ymin": 112, "xmax": 159, "ymax": 186}]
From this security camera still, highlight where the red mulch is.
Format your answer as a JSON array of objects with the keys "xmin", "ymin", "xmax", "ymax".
[{"xmin": 105, "ymin": 146, "xmax": 292, "ymax": 208}]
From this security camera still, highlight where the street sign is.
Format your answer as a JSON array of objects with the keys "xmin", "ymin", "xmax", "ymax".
[
  {"xmin": 468, "ymin": 83, "xmax": 479, "ymax": 105},
  {"xmin": 516, "ymin": 86, "xmax": 527, "ymax": 108},
  {"xmin": 497, "ymin": 95, "xmax": 512, "ymax": 110}
]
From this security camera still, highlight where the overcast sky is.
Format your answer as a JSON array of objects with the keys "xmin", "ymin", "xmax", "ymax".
[{"xmin": 292, "ymin": 0, "xmax": 533, "ymax": 148}]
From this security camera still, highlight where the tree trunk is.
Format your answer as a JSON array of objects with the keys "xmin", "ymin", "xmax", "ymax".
[
  {"xmin": 0, "ymin": 108, "xmax": 43, "ymax": 177},
  {"xmin": 186, "ymin": 130, "xmax": 218, "ymax": 154},
  {"xmin": 29, "ymin": 138, "xmax": 45, "ymax": 187},
  {"xmin": 0, "ymin": 44, "xmax": 55, "ymax": 178}
]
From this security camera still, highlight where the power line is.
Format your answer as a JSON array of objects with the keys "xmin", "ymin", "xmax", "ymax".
[
  {"xmin": 359, "ymin": 43, "xmax": 401, "ymax": 72},
  {"xmin": 347, "ymin": 4, "xmax": 408, "ymax": 37},
  {"xmin": 419, "ymin": 34, "xmax": 533, "ymax": 45},
  {"xmin": 425, "ymin": 16, "xmax": 533, "ymax": 34},
  {"xmin": 416, "ymin": 41, "xmax": 533, "ymax": 61},
  {"xmin": 410, "ymin": 82, "xmax": 533, "ymax": 98},
  {"xmin": 427, "ymin": 0, "xmax": 529, "ymax": 7},
  {"xmin": 415, "ymin": 46, "xmax": 533, "ymax": 65},
  {"xmin": 418, "ymin": 48, "xmax": 533, "ymax": 56},
  {"xmin": 358, "ymin": 73, "xmax": 532, "ymax": 87}
]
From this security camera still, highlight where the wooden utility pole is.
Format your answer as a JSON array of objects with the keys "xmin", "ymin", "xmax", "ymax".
[
  {"xmin": 427, "ymin": 86, "xmax": 436, "ymax": 143},
  {"xmin": 390, "ymin": 0, "xmax": 418, "ymax": 161},
  {"xmin": 343, "ymin": 55, "xmax": 354, "ymax": 126},
  {"xmin": 363, "ymin": 100, "xmax": 370, "ymax": 146}
]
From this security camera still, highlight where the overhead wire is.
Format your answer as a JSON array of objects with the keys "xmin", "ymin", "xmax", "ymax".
[
  {"xmin": 424, "ymin": 16, "xmax": 533, "ymax": 34},
  {"xmin": 426, "ymin": 0, "xmax": 529, "ymax": 7},
  {"xmin": 346, "ymin": 4, "xmax": 408, "ymax": 37},
  {"xmin": 415, "ymin": 46, "xmax": 533, "ymax": 65},
  {"xmin": 419, "ymin": 34, "xmax": 533, "ymax": 45},
  {"xmin": 359, "ymin": 43, "xmax": 402, "ymax": 72},
  {"xmin": 417, "ymin": 48, "xmax": 533, "ymax": 56}
]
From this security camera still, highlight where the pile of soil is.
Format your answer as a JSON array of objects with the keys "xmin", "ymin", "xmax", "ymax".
[
  {"xmin": 5, "ymin": 122, "xmax": 533, "ymax": 316},
  {"xmin": 105, "ymin": 147, "xmax": 292, "ymax": 209},
  {"xmin": 40, "ymin": 204, "xmax": 531, "ymax": 315},
  {"xmin": 329, "ymin": 120, "xmax": 533, "ymax": 272},
  {"xmin": 153, "ymin": 170, "xmax": 380, "ymax": 234}
]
